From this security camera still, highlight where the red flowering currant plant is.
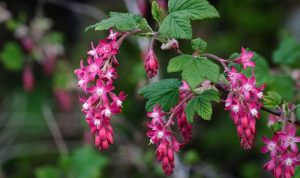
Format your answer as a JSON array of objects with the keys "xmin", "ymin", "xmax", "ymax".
[{"xmin": 75, "ymin": 0, "xmax": 300, "ymax": 177}]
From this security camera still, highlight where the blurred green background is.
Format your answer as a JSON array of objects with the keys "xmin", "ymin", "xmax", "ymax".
[{"xmin": 0, "ymin": 0, "xmax": 300, "ymax": 178}]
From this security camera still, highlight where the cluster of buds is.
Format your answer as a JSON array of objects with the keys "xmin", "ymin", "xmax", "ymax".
[
  {"xmin": 147, "ymin": 106, "xmax": 180, "ymax": 176},
  {"xmin": 176, "ymin": 81, "xmax": 192, "ymax": 143},
  {"xmin": 262, "ymin": 123, "xmax": 300, "ymax": 178},
  {"xmin": 144, "ymin": 49, "xmax": 159, "ymax": 78},
  {"xmin": 74, "ymin": 30, "xmax": 126, "ymax": 150},
  {"xmin": 225, "ymin": 48, "xmax": 264, "ymax": 149}
]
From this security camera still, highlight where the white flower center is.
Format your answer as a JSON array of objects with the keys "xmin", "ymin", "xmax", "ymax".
[
  {"xmin": 257, "ymin": 92, "xmax": 263, "ymax": 99},
  {"xmin": 244, "ymin": 84, "xmax": 252, "ymax": 91},
  {"xmin": 157, "ymin": 131, "xmax": 164, "ymax": 138},
  {"xmin": 78, "ymin": 80, "xmax": 84, "ymax": 86},
  {"xmin": 104, "ymin": 108, "xmax": 111, "ymax": 117},
  {"xmin": 268, "ymin": 143, "xmax": 275, "ymax": 151},
  {"xmin": 90, "ymin": 64, "xmax": 98, "ymax": 72},
  {"xmin": 82, "ymin": 102, "xmax": 89, "ymax": 110},
  {"xmin": 103, "ymin": 45, "xmax": 111, "ymax": 53},
  {"xmin": 250, "ymin": 108, "xmax": 258, "ymax": 117},
  {"xmin": 225, "ymin": 102, "xmax": 231, "ymax": 107},
  {"xmin": 288, "ymin": 136, "xmax": 293, "ymax": 143},
  {"xmin": 286, "ymin": 158, "xmax": 293, "ymax": 166},
  {"xmin": 106, "ymin": 72, "xmax": 113, "ymax": 79},
  {"xmin": 116, "ymin": 100, "xmax": 122, "ymax": 106},
  {"xmin": 151, "ymin": 112, "xmax": 159, "ymax": 118},
  {"xmin": 96, "ymin": 88, "xmax": 104, "ymax": 96},
  {"xmin": 94, "ymin": 119, "xmax": 101, "ymax": 126},
  {"xmin": 88, "ymin": 49, "xmax": 97, "ymax": 56},
  {"xmin": 232, "ymin": 105, "xmax": 239, "ymax": 113}
]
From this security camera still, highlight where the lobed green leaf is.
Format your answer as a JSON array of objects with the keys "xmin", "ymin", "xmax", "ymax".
[
  {"xmin": 263, "ymin": 92, "xmax": 282, "ymax": 109},
  {"xmin": 191, "ymin": 38, "xmax": 207, "ymax": 51},
  {"xmin": 185, "ymin": 89, "xmax": 220, "ymax": 122},
  {"xmin": 139, "ymin": 79, "xmax": 181, "ymax": 111},
  {"xmin": 85, "ymin": 12, "xmax": 152, "ymax": 32}
]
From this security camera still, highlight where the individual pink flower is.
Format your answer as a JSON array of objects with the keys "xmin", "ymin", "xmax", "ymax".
[
  {"xmin": 261, "ymin": 135, "xmax": 281, "ymax": 157},
  {"xmin": 144, "ymin": 49, "xmax": 159, "ymax": 78},
  {"xmin": 279, "ymin": 124, "xmax": 300, "ymax": 153},
  {"xmin": 235, "ymin": 47, "xmax": 255, "ymax": 69}
]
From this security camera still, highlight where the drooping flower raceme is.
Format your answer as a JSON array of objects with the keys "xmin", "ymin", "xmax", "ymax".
[
  {"xmin": 74, "ymin": 29, "xmax": 126, "ymax": 150},
  {"xmin": 146, "ymin": 106, "xmax": 180, "ymax": 176},
  {"xmin": 225, "ymin": 49, "xmax": 264, "ymax": 149},
  {"xmin": 262, "ymin": 124, "xmax": 300, "ymax": 178}
]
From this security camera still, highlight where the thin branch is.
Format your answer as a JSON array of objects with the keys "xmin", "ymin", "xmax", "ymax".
[
  {"xmin": 165, "ymin": 94, "xmax": 194, "ymax": 127},
  {"xmin": 202, "ymin": 53, "xmax": 228, "ymax": 71},
  {"xmin": 42, "ymin": 105, "xmax": 69, "ymax": 155}
]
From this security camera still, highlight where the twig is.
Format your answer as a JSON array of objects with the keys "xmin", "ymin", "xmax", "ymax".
[
  {"xmin": 42, "ymin": 105, "xmax": 69, "ymax": 155},
  {"xmin": 202, "ymin": 53, "xmax": 228, "ymax": 71},
  {"xmin": 165, "ymin": 94, "xmax": 194, "ymax": 127}
]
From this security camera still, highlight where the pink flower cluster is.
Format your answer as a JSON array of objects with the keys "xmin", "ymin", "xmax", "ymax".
[
  {"xmin": 74, "ymin": 30, "xmax": 126, "ymax": 150},
  {"xmin": 147, "ymin": 106, "xmax": 180, "ymax": 176},
  {"xmin": 225, "ymin": 48, "xmax": 264, "ymax": 149},
  {"xmin": 146, "ymin": 81, "xmax": 192, "ymax": 175},
  {"xmin": 262, "ymin": 124, "xmax": 300, "ymax": 178}
]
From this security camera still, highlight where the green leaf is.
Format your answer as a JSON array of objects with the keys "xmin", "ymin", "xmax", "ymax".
[
  {"xmin": 267, "ymin": 75, "xmax": 295, "ymax": 101},
  {"xmin": 273, "ymin": 35, "xmax": 300, "ymax": 67},
  {"xmin": 182, "ymin": 57, "xmax": 220, "ymax": 89},
  {"xmin": 185, "ymin": 89, "xmax": 220, "ymax": 122},
  {"xmin": 139, "ymin": 79, "xmax": 181, "ymax": 111},
  {"xmin": 86, "ymin": 12, "xmax": 152, "ymax": 32},
  {"xmin": 263, "ymin": 92, "xmax": 282, "ymax": 109},
  {"xmin": 191, "ymin": 38, "xmax": 207, "ymax": 51},
  {"xmin": 151, "ymin": 1, "xmax": 164, "ymax": 23},
  {"xmin": 159, "ymin": 0, "xmax": 219, "ymax": 39},
  {"xmin": 168, "ymin": 55, "xmax": 220, "ymax": 89},
  {"xmin": 296, "ymin": 104, "xmax": 300, "ymax": 120},
  {"xmin": 200, "ymin": 89, "xmax": 220, "ymax": 103},
  {"xmin": 270, "ymin": 122, "xmax": 282, "ymax": 132},
  {"xmin": 59, "ymin": 146, "xmax": 108, "ymax": 178},
  {"xmin": 159, "ymin": 13, "xmax": 192, "ymax": 39},
  {"xmin": 167, "ymin": 54, "xmax": 191, "ymax": 72},
  {"xmin": 0, "ymin": 42, "xmax": 24, "ymax": 71},
  {"xmin": 168, "ymin": 0, "xmax": 220, "ymax": 20},
  {"xmin": 35, "ymin": 166, "xmax": 60, "ymax": 178}
]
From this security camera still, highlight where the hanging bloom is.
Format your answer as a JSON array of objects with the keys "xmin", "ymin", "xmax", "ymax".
[
  {"xmin": 224, "ymin": 66, "xmax": 264, "ymax": 149},
  {"xmin": 144, "ymin": 49, "xmax": 159, "ymax": 78},
  {"xmin": 146, "ymin": 105, "xmax": 180, "ymax": 176},
  {"xmin": 74, "ymin": 29, "xmax": 126, "ymax": 150}
]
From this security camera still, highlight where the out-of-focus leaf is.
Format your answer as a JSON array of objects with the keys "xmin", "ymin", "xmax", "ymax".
[
  {"xmin": 60, "ymin": 146, "xmax": 108, "ymax": 178},
  {"xmin": 35, "ymin": 166, "xmax": 60, "ymax": 178},
  {"xmin": 267, "ymin": 75, "xmax": 295, "ymax": 101},
  {"xmin": 273, "ymin": 36, "xmax": 300, "ymax": 67},
  {"xmin": 0, "ymin": 41, "xmax": 24, "ymax": 71}
]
